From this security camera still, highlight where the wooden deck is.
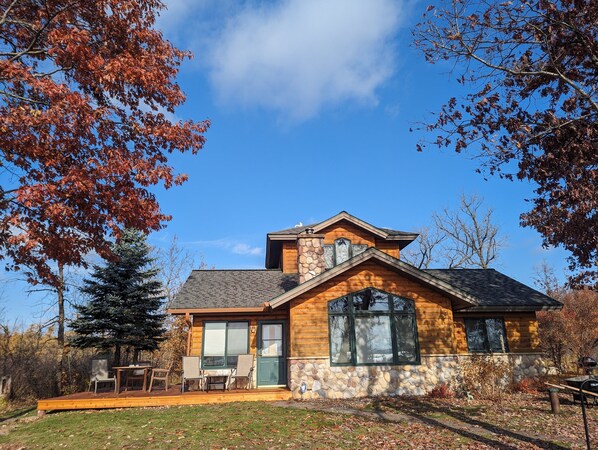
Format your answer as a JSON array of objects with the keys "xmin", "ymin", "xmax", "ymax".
[{"xmin": 37, "ymin": 385, "xmax": 292, "ymax": 413}]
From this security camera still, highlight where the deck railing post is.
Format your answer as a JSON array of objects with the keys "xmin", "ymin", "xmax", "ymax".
[{"xmin": 548, "ymin": 388, "xmax": 560, "ymax": 414}]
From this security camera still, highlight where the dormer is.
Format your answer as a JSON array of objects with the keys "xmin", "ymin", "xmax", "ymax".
[{"xmin": 265, "ymin": 211, "xmax": 418, "ymax": 274}]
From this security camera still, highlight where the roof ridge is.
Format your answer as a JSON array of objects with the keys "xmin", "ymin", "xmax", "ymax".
[
  {"xmin": 191, "ymin": 268, "xmax": 283, "ymax": 272},
  {"xmin": 267, "ymin": 212, "xmax": 416, "ymax": 236},
  {"xmin": 425, "ymin": 268, "xmax": 498, "ymax": 272}
]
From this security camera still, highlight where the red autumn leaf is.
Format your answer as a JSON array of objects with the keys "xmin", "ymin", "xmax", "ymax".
[{"xmin": 0, "ymin": 0, "xmax": 209, "ymax": 285}]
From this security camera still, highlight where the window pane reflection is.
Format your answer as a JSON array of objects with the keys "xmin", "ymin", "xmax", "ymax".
[
  {"xmin": 394, "ymin": 315, "xmax": 417, "ymax": 362},
  {"xmin": 335, "ymin": 238, "xmax": 351, "ymax": 264},
  {"xmin": 355, "ymin": 316, "xmax": 393, "ymax": 364},
  {"xmin": 323, "ymin": 245, "xmax": 334, "ymax": 269},
  {"xmin": 353, "ymin": 290, "xmax": 388, "ymax": 311},
  {"xmin": 329, "ymin": 316, "xmax": 352, "ymax": 364},
  {"xmin": 328, "ymin": 296, "xmax": 349, "ymax": 313}
]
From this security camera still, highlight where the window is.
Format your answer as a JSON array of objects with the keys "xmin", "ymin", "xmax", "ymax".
[
  {"xmin": 202, "ymin": 321, "xmax": 249, "ymax": 368},
  {"xmin": 328, "ymin": 288, "xmax": 420, "ymax": 365},
  {"xmin": 464, "ymin": 318, "xmax": 508, "ymax": 353},
  {"xmin": 323, "ymin": 238, "xmax": 368, "ymax": 269}
]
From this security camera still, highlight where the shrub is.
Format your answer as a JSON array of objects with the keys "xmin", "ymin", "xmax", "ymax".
[
  {"xmin": 0, "ymin": 322, "xmax": 95, "ymax": 403},
  {"xmin": 458, "ymin": 353, "xmax": 511, "ymax": 400},
  {"xmin": 428, "ymin": 383, "xmax": 454, "ymax": 398},
  {"xmin": 511, "ymin": 377, "xmax": 543, "ymax": 394}
]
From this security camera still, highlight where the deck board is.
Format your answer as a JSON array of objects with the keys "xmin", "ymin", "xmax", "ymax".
[{"xmin": 37, "ymin": 385, "xmax": 292, "ymax": 412}]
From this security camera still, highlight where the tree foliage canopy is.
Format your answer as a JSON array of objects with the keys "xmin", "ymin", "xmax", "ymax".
[
  {"xmin": 537, "ymin": 288, "xmax": 598, "ymax": 373},
  {"xmin": 414, "ymin": 0, "xmax": 597, "ymax": 286},
  {"xmin": 0, "ymin": 0, "xmax": 208, "ymax": 284},
  {"xmin": 70, "ymin": 229, "xmax": 165, "ymax": 364}
]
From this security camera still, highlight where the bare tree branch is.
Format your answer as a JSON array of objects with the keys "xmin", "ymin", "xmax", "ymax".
[
  {"xmin": 404, "ymin": 194, "xmax": 505, "ymax": 269},
  {"xmin": 413, "ymin": 0, "xmax": 597, "ymax": 286},
  {"xmin": 402, "ymin": 226, "xmax": 446, "ymax": 269}
]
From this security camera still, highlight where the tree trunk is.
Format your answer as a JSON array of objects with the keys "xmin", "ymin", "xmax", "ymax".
[
  {"xmin": 56, "ymin": 264, "xmax": 68, "ymax": 395},
  {"xmin": 114, "ymin": 345, "xmax": 121, "ymax": 367},
  {"xmin": 57, "ymin": 264, "xmax": 65, "ymax": 348}
]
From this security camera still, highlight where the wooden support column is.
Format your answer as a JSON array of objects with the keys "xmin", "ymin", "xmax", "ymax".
[{"xmin": 186, "ymin": 313, "xmax": 192, "ymax": 356}]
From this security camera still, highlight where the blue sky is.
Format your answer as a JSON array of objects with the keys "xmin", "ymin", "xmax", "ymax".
[{"xmin": 1, "ymin": 0, "xmax": 569, "ymax": 323}]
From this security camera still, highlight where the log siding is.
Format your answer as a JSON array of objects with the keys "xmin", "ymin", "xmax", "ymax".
[
  {"xmin": 289, "ymin": 261, "xmax": 455, "ymax": 358},
  {"xmin": 453, "ymin": 312, "xmax": 540, "ymax": 354}
]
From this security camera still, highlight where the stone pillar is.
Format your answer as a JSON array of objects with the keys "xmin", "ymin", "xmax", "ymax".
[{"xmin": 297, "ymin": 229, "xmax": 326, "ymax": 284}]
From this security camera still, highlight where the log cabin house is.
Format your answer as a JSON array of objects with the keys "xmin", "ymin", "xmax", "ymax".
[{"xmin": 168, "ymin": 211, "xmax": 561, "ymax": 399}]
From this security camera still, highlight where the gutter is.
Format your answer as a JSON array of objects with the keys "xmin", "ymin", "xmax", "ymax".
[{"xmin": 167, "ymin": 306, "xmax": 267, "ymax": 315}]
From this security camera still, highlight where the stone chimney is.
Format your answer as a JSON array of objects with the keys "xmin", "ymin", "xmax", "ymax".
[{"xmin": 297, "ymin": 228, "xmax": 326, "ymax": 284}]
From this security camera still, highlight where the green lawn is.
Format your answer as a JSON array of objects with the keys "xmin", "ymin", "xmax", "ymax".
[{"xmin": 0, "ymin": 393, "xmax": 595, "ymax": 449}]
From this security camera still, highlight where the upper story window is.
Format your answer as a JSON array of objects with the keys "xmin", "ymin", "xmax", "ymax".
[
  {"xmin": 464, "ymin": 318, "xmax": 509, "ymax": 353},
  {"xmin": 328, "ymin": 288, "xmax": 420, "ymax": 366},
  {"xmin": 323, "ymin": 238, "xmax": 368, "ymax": 269}
]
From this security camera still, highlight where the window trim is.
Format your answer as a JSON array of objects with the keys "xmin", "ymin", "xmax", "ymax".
[
  {"xmin": 464, "ymin": 318, "xmax": 509, "ymax": 353},
  {"xmin": 323, "ymin": 238, "xmax": 369, "ymax": 269},
  {"xmin": 201, "ymin": 320, "xmax": 250, "ymax": 369},
  {"xmin": 327, "ymin": 288, "xmax": 420, "ymax": 366}
]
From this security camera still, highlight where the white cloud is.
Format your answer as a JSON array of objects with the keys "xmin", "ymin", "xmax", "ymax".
[
  {"xmin": 231, "ymin": 243, "xmax": 263, "ymax": 256},
  {"xmin": 185, "ymin": 238, "xmax": 263, "ymax": 257},
  {"xmin": 162, "ymin": 0, "xmax": 404, "ymax": 122},
  {"xmin": 212, "ymin": 0, "xmax": 402, "ymax": 121}
]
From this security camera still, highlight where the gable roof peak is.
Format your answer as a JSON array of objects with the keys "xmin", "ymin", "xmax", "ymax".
[
  {"xmin": 267, "ymin": 247, "xmax": 480, "ymax": 310},
  {"xmin": 268, "ymin": 211, "xmax": 418, "ymax": 239},
  {"xmin": 265, "ymin": 211, "xmax": 419, "ymax": 269}
]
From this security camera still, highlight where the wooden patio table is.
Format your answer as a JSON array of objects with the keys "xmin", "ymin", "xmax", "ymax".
[
  {"xmin": 203, "ymin": 368, "xmax": 232, "ymax": 391},
  {"xmin": 113, "ymin": 365, "xmax": 152, "ymax": 394}
]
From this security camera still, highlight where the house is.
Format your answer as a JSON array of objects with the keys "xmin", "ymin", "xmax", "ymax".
[{"xmin": 168, "ymin": 211, "xmax": 561, "ymax": 398}]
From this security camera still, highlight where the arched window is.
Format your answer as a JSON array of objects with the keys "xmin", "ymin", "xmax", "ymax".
[
  {"xmin": 323, "ymin": 238, "xmax": 368, "ymax": 269},
  {"xmin": 328, "ymin": 288, "xmax": 420, "ymax": 366}
]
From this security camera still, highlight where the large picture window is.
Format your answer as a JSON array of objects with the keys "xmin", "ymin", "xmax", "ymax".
[
  {"xmin": 328, "ymin": 288, "xmax": 420, "ymax": 366},
  {"xmin": 202, "ymin": 321, "xmax": 249, "ymax": 368},
  {"xmin": 323, "ymin": 238, "xmax": 368, "ymax": 269},
  {"xmin": 464, "ymin": 318, "xmax": 509, "ymax": 353}
]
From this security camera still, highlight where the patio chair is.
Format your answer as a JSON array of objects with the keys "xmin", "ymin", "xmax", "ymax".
[
  {"xmin": 149, "ymin": 363, "xmax": 172, "ymax": 392},
  {"xmin": 228, "ymin": 354, "xmax": 254, "ymax": 390},
  {"xmin": 125, "ymin": 361, "xmax": 151, "ymax": 390},
  {"xmin": 181, "ymin": 356, "xmax": 205, "ymax": 392},
  {"xmin": 88, "ymin": 358, "xmax": 116, "ymax": 394}
]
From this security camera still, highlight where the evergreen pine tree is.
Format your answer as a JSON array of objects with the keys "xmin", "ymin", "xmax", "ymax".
[{"xmin": 70, "ymin": 230, "xmax": 165, "ymax": 364}]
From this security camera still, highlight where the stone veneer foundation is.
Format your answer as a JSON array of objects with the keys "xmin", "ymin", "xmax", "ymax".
[{"xmin": 289, "ymin": 354, "xmax": 547, "ymax": 399}]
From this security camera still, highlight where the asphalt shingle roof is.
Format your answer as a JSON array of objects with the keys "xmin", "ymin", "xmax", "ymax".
[
  {"xmin": 171, "ymin": 267, "xmax": 560, "ymax": 311},
  {"xmin": 268, "ymin": 224, "xmax": 311, "ymax": 235},
  {"xmin": 378, "ymin": 227, "xmax": 421, "ymax": 237},
  {"xmin": 170, "ymin": 270, "xmax": 298, "ymax": 310},
  {"xmin": 424, "ymin": 269, "xmax": 562, "ymax": 310}
]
